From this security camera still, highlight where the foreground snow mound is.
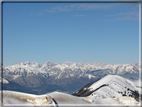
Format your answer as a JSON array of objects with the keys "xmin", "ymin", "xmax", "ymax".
[
  {"xmin": 114, "ymin": 97, "xmax": 139, "ymax": 105},
  {"xmin": 0, "ymin": 91, "xmax": 90, "ymax": 107},
  {"xmin": 0, "ymin": 91, "xmax": 140, "ymax": 107},
  {"xmin": 94, "ymin": 96, "xmax": 140, "ymax": 106}
]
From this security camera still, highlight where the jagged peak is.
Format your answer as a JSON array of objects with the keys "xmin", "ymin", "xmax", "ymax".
[
  {"xmin": 42, "ymin": 61, "xmax": 57, "ymax": 68},
  {"xmin": 3, "ymin": 61, "xmax": 139, "ymax": 76}
]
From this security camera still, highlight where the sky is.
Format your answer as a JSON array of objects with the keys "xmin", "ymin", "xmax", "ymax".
[{"xmin": 2, "ymin": 2, "xmax": 139, "ymax": 65}]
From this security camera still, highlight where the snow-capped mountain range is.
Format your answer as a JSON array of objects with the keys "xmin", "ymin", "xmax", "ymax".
[{"xmin": 1, "ymin": 61, "xmax": 140, "ymax": 94}]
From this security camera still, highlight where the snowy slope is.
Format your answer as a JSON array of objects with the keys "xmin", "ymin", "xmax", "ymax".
[
  {"xmin": 0, "ymin": 74, "xmax": 141, "ymax": 107},
  {"xmin": 72, "ymin": 73, "xmax": 141, "ymax": 106},
  {"xmin": 0, "ymin": 78, "xmax": 9, "ymax": 84},
  {"xmin": 0, "ymin": 91, "xmax": 140, "ymax": 107}
]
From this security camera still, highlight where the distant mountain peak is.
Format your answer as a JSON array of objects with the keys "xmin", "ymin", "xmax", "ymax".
[{"xmin": 42, "ymin": 61, "xmax": 57, "ymax": 68}]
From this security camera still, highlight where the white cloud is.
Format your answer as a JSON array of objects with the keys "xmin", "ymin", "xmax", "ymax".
[
  {"xmin": 45, "ymin": 4, "xmax": 76, "ymax": 12},
  {"xmin": 76, "ymin": 4, "xmax": 114, "ymax": 10},
  {"xmin": 106, "ymin": 12, "xmax": 138, "ymax": 17},
  {"xmin": 45, "ymin": 4, "xmax": 115, "ymax": 13},
  {"xmin": 106, "ymin": 11, "xmax": 139, "ymax": 21},
  {"xmin": 115, "ymin": 16, "xmax": 138, "ymax": 20}
]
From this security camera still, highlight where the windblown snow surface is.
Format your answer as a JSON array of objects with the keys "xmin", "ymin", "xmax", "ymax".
[{"xmin": 0, "ymin": 73, "xmax": 141, "ymax": 107}]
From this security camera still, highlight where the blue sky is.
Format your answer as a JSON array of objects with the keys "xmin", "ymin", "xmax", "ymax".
[{"xmin": 3, "ymin": 3, "xmax": 139, "ymax": 65}]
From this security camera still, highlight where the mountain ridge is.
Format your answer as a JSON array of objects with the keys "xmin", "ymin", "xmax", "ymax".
[{"xmin": 1, "ymin": 61, "xmax": 140, "ymax": 94}]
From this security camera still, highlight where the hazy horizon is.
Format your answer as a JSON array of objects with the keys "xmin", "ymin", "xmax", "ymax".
[{"xmin": 3, "ymin": 60, "xmax": 140, "ymax": 66}]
